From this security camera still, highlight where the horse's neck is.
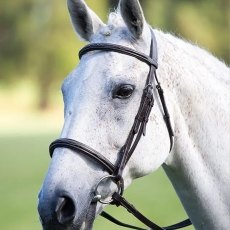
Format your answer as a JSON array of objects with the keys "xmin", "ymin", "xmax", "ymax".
[{"xmin": 155, "ymin": 30, "xmax": 230, "ymax": 229}]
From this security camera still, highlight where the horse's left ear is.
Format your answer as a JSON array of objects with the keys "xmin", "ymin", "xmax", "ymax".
[
  {"xmin": 119, "ymin": 0, "xmax": 145, "ymax": 39},
  {"xmin": 67, "ymin": 0, "xmax": 105, "ymax": 41}
]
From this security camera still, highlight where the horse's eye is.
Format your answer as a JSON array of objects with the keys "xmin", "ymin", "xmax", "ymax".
[{"xmin": 113, "ymin": 84, "xmax": 135, "ymax": 99}]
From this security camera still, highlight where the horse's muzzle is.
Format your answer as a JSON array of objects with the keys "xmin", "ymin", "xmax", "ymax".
[{"xmin": 38, "ymin": 191, "xmax": 77, "ymax": 229}]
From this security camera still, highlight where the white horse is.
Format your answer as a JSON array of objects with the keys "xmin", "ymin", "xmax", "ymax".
[{"xmin": 38, "ymin": 0, "xmax": 230, "ymax": 229}]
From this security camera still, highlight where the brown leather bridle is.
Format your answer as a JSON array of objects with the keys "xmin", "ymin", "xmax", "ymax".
[{"xmin": 49, "ymin": 29, "xmax": 191, "ymax": 230}]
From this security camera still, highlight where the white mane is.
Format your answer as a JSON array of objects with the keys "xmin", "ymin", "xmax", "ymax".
[
  {"xmin": 156, "ymin": 29, "xmax": 229, "ymax": 82},
  {"xmin": 103, "ymin": 11, "xmax": 229, "ymax": 85},
  {"xmin": 108, "ymin": 12, "xmax": 125, "ymax": 28}
]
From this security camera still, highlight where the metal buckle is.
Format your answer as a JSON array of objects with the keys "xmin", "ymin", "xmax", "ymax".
[{"xmin": 93, "ymin": 175, "xmax": 124, "ymax": 204}]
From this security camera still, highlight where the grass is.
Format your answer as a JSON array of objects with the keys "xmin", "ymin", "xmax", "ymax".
[
  {"xmin": 0, "ymin": 133, "xmax": 194, "ymax": 230},
  {"xmin": 0, "ymin": 134, "xmax": 54, "ymax": 230}
]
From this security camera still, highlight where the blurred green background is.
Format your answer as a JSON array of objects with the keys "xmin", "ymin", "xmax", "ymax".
[{"xmin": 0, "ymin": 0, "xmax": 229, "ymax": 229}]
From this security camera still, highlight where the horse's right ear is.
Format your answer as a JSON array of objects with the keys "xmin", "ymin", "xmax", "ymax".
[
  {"xmin": 67, "ymin": 0, "xmax": 105, "ymax": 41},
  {"xmin": 119, "ymin": 0, "xmax": 145, "ymax": 39}
]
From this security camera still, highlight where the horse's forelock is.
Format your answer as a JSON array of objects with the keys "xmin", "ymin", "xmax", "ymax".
[{"xmin": 107, "ymin": 12, "xmax": 125, "ymax": 29}]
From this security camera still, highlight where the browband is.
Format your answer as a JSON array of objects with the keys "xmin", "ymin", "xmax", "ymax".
[{"xmin": 79, "ymin": 43, "xmax": 158, "ymax": 69}]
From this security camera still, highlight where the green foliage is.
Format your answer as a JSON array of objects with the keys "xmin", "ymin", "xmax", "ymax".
[
  {"xmin": 144, "ymin": 0, "xmax": 229, "ymax": 63},
  {"xmin": 0, "ymin": 0, "xmax": 229, "ymax": 108},
  {"xmin": 0, "ymin": 0, "xmax": 33, "ymax": 82}
]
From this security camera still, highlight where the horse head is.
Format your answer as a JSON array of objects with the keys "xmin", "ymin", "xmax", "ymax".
[{"xmin": 38, "ymin": 0, "xmax": 171, "ymax": 229}]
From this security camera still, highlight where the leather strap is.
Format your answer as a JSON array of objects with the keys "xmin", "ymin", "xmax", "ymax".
[
  {"xmin": 101, "ymin": 211, "xmax": 147, "ymax": 230},
  {"xmin": 156, "ymin": 83, "xmax": 174, "ymax": 151},
  {"xmin": 112, "ymin": 192, "xmax": 164, "ymax": 230},
  {"xmin": 101, "ymin": 210, "xmax": 192, "ymax": 230},
  {"xmin": 104, "ymin": 192, "xmax": 191, "ymax": 230},
  {"xmin": 49, "ymin": 138, "xmax": 115, "ymax": 174},
  {"xmin": 79, "ymin": 43, "xmax": 158, "ymax": 69}
]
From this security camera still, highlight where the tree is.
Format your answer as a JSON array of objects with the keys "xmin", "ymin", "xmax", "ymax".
[
  {"xmin": 0, "ymin": 1, "xmax": 33, "ymax": 83},
  {"xmin": 0, "ymin": 0, "xmax": 228, "ymax": 110},
  {"xmin": 0, "ymin": 0, "xmax": 82, "ymax": 109}
]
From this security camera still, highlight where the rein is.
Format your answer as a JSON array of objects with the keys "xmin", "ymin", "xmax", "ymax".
[{"xmin": 49, "ymin": 29, "xmax": 192, "ymax": 230}]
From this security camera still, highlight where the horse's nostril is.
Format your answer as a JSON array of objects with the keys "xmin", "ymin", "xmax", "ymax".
[{"xmin": 55, "ymin": 196, "xmax": 76, "ymax": 225}]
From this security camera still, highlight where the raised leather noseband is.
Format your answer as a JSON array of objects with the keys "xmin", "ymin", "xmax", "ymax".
[
  {"xmin": 49, "ymin": 29, "xmax": 191, "ymax": 230},
  {"xmin": 49, "ymin": 138, "xmax": 115, "ymax": 174}
]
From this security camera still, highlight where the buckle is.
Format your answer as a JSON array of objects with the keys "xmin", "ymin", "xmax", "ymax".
[
  {"xmin": 92, "ymin": 175, "xmax": 124, "ymax": 204},
  {"xmin": 143, "ymin": 84, "xmax": 153, "ymax": 98}
]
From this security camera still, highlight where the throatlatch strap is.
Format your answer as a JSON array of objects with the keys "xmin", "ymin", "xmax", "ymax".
[{"xmin": 156, "ymin": 82, "xmax": 174, "ymax": 151}]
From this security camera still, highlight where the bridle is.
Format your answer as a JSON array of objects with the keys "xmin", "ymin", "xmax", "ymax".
[{"xmin": 49, "ymin": 29, "xmax": 192, "ymax": 230}]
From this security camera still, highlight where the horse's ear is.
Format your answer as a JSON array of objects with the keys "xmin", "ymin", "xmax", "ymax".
[
  {"xmin": 119, "ymin": 0, "xmax": 145, "ymax": 39},
  {"xmin": 67, "ymin": 0, "xmax": 105, "ymax": 41}
]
